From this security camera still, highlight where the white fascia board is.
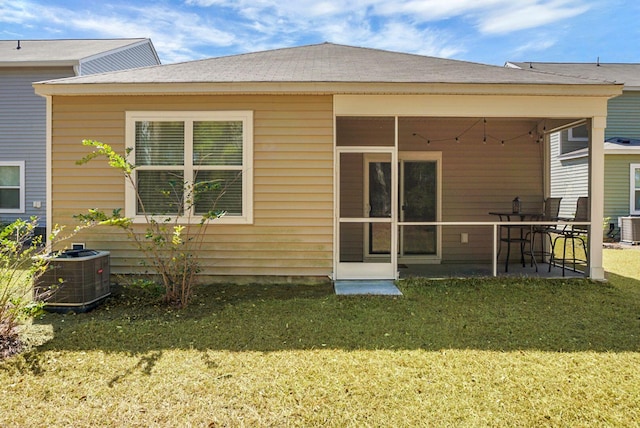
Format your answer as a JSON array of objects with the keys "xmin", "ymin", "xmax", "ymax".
[
  {"xmin": 32, "ymin": 81, "xmax": 623, "ymax": 98},
  {"xmin": 0, "ymin": 60, "xmax": 79, "ymax": 68}
]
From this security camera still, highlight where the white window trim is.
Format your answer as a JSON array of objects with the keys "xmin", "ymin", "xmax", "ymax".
[
  {"xmin": 125, "ymin": 111, "xmax": 253, "ymax": 224},
  {"xmin": 0, "ymin": 161, "xmax": 25, "ymax": 214},
  {"xmin": 631, "ymin": 163, "xmax": 640, "ymax": 215},
  {"xmin": 568, "ymin": 125, "xmax": 589, "ymax": 142}
]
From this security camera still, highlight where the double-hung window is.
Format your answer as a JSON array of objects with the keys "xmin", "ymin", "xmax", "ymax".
[
  {"xmin": 0, "ymin": 161, "xmax": 25, "ymax": 213},
  {"xmin": 126, "ymin": 111, "xmax": 253, "ymax": 224}
]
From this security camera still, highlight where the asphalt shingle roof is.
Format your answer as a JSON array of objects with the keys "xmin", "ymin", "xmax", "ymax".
[
  {"xmin": 37, "ymin": 43, "xmax": 616, "ymax": 86},
  {"xmin": 508, "ymin": 62, "xmax": 640, "ymax": 88},
  {"xmin": 0, "ymin": 38, "xmax": 150, "ymax": 64}
]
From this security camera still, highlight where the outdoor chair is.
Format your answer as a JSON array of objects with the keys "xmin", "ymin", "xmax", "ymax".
[
  {"xmin": 526, "ymin": 197, "xmax": 562, "ymax": 272},
  {"xmin": 549, "ymin": 197, "xmax": 589, "ymax": 276}
]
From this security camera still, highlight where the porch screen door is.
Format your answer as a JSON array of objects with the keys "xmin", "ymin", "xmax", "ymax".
[{"xmin": 336, "ymin": 149, "xmax": 396, "ymax": 280}]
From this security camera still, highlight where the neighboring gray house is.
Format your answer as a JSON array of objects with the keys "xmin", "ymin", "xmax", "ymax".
[
  {"xmin": 0, "ymin": 38, "xmax": 160, "ymax": 230},
  {"xmin": 506, "ymin": 62, "xmax": 640, "ymax": 239}
]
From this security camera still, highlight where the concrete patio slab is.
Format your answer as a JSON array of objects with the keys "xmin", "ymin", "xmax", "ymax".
[{"xmin": 334, "ymin": 280, "xmax": 403, "ymax": 296}]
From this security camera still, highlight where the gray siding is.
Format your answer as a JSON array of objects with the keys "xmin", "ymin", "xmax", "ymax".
[
  {"xmin": 604, "ymin": 91, "xmax": 640, "ymax": 235},
  {"xmin": 80, "ymin": 42, "xmax": 160, "ymax": 75},
  {"xmin": 0, "ymin": 67, "xmax": 74, "ymax": 226},
  {"xmin": 1, "ymin": 40, "xmax": 160, "ymax": 228},
  {"xmin": 604, "ymin": 155, "xmax": 640, "ymax": 233},
  {"xmin": 550, "ymin": 91, "xmax": 640, "ymax": 236},
  {"xmin": 606, "ymin": 92, "xmax": 640, "ymax": 139},
  {"xmin": 549, "ymin": 132, "xmax": 589, "ymax": 219},
  {"xmin": 559, "ymin": 128, "xmax": 588, "ymax": 155}
]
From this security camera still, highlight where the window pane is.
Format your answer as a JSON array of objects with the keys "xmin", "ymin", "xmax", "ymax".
[
  {"xmin": 137, "ymin": 170, "xmax": 184, "ymax": 215},
  {"xmin": 194, "ymin": 170, "xmax": 243, "ymax": 216},
  {"xmin": 0, "ymin": 189, "xmax": 20, "ymax": 209},
  {"xmin": 369, "ymin": 162, "xmax": 392, "ymax": 218},
  {"xmin": 135, "ymin": 121, "xmax": 184, "ymax": 166},
  {"xmin": 403, "ymin": 161, "xmax": 436, "ymax": 222},
  {"xmin": 635, "ymin": 168, "xmax": 640, "ymax": 188},
  {"xmin": 193, "ymin": 121, "xmax": 243, "ymax": 166},
  {"xmin": 0, "ymin": 166, "xmax": 20, "ymax": 186},
  {"xmin": 636, "ymin": 191, "xmax": 640, "ymax": 212},
  {"xmin": 570, "ymin": 125, "xmax": 588, "ymax": 140}
]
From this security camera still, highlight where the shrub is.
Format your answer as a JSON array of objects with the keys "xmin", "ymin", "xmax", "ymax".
[
  {"xmin": 75, "ymin": 140, "xmax": 226, "ymax": 308},
  {"xmin": 0, "ymin": 218, "xmax": 58, "ymax": 359}
]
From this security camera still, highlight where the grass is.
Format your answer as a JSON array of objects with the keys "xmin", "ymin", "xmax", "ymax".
[{"xmin": 1, "ymin": 249, "xmax": 639, "ymax": 427}]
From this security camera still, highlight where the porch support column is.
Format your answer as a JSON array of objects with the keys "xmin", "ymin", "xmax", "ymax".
[{"xmin": 588, "ymin": 116, "xmax": 606, "ymax": 280}]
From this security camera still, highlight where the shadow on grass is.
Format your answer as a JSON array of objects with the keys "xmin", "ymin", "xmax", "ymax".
[{"xmin": 27, "ymin": 276, "xmax": 640, "ymax": 357}]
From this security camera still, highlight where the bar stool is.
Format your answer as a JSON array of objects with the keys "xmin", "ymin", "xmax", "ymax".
[
  {"xmin": 525, "ymin": 197, "xmax": 562, "ymax": 271},
  {"xmin": 549, "ymin": 197, "xmax": 589, "ymax": 276}
]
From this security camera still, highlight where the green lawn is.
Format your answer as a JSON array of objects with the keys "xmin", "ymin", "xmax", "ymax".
[{"xmin": 1, "ymin": 249, "xmax": 639, "ymax": 427}]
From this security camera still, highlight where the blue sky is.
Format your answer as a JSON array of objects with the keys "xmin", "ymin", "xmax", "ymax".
[{"xmin": 1, "ymin": 0, "xmax": 638, "ymax": 65}]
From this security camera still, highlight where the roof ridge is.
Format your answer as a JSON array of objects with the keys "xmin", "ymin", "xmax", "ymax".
[
  {"xmin": 512, "ymin": 61, "xmax": 640, "ymax": 66},
  {"xmin": 505, "ymin": 61, "xmax": 621, "ymax": 85},
  {"xmin": 0, "ymin": 38, "xmax": 148, "ymax": 42}
]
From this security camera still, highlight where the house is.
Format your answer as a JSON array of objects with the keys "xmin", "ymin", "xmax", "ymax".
[
  {"xmin": 0, "ymin": 38, "xmax": 160, "ymax": 232},
  {"xmin": 33, "ymin": 43, "xmax": 621, "ymax": 282},
  {"xmin": 505, "ymin": 62, "xmax": 640, "ymax": 239}
]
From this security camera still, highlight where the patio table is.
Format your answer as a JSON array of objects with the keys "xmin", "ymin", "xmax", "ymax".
[{"xmin": 489, "ymin": 212, "xmax": 542, "ymax": 272}]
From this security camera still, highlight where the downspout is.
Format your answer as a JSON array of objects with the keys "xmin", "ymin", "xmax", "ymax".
[{"xmin": 45, "ymin": 95, "xmax": 53, "ymax": 251}]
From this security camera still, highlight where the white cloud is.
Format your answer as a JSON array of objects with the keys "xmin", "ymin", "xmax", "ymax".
[
  {"xmin": 373, "ymin": 0, "xmax": 505, "ymax": 21},
  {"xmin": 186, "ymin": 0, "xmax": 591, "ymax": 32},
  {"xmin": 183, "ymin": 0, "xmax": 592, "ymax": 55},
  {"xmin": 0, "ymin": 0, "xmax": 39, "ymax": 24},
  {"xmin": 183, "ymin": 0, "xmax": 466, "ymax": 56},
  {"xmin": 0, "ymin": 0, "xmax": 596, "ymax": 63},
  {"xmin": 478, "ymin": 0, "xmax": 591, "ymax": 34},
  {"xmin": 0, "ymin": 1, "xmax": 238, "ymax": 63},
  {"xmin": 327, "ymin": 20, "xmax": 464, "ymax": 59},
  {"xmin": 511, "ymin": 37, "xmax": 558, "ymax": 57}
]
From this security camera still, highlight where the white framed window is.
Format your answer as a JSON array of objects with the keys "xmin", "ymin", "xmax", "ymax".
[
  {"xmin": 125, "ymin": 111, "xmax": 253, "ymax": 224},
  {"xmin": 0, "ymin": 161, "xmax": 25, "ymax": 213},
  {"xmin": 568, "ymin": 125, "xmax": 589, "ymax": 142},
  {"xmin": 631, "ymin": 164, "xmax": 640, "ymax": 215}
]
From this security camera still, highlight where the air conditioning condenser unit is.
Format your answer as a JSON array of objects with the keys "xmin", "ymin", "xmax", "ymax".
[{"xmin": 620, "ymin": 216, "xmax": 640, "ymax": 245}]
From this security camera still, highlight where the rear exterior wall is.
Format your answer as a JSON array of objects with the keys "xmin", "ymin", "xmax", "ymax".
[{"xmin": 50, "ymin": 95, "xmax": 334, "ymax": 280}]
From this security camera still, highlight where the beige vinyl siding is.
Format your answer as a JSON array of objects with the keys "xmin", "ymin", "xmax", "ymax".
[
  {"xmin": 50, "ymin": 95, "xmax": 334, "ymax": 278},
  {"xmin": 606, "ymin": 92, "xmax": 640, "ymax": 139},
  {"xmin": 444, "ymin": 131, "xmax": 543, "ymax": 263}
]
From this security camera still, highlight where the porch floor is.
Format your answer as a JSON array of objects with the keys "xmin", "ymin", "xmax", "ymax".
[{"xmin": 398, "ymin": 261, "xmax": 586, "ymax": 279}]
